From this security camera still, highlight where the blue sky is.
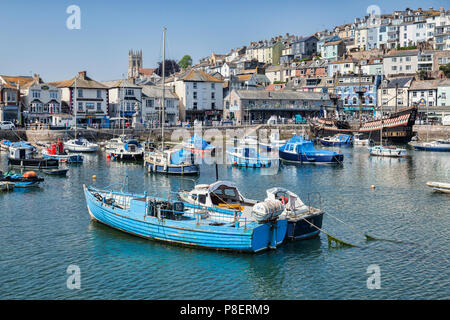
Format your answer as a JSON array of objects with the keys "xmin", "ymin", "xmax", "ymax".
[{"xmin": 0, "ymin": 0, "xmax": 447, "ymax": 81}]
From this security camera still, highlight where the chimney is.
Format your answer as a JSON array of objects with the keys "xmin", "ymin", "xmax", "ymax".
[
  {"xmin": 78, "ymin": 71, "xmax": 87, "ymax": 80},
  {"xmin": 33, "ymin": 74, "xmax": 40, "ymax": 83}
]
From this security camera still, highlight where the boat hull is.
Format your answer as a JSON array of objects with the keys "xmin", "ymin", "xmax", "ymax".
[
  {"xmin": 286, "ymin": 212, "xmax": 323, "ymax": 240},
  {"xmin": 413, "ymin": 145, "xmax": 450, "ymax": 152},
  {"xmin": 319, "ymin": 140, "xmax": 353, "ymax": 147},
  {"xmin": 279, "ymin": 150, "xmax": 343, "ymax": 164},
  {"xmin": 111, "ymin": 152, "xmax": 144, "ymax": 161},
  {"xmin": 8, "ymin": 158, "xmax": 59, "ymax": 170},
  {"xmin": 84, "ymin": 186, "xmax": 286, "ymax": 252},
  {"xmin": 145, "ymin": 161, "xmax": 199, "ymax": 175}
]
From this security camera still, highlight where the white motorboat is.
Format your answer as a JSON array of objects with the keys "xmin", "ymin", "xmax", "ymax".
[
  {"xmin": 108, "ymin": 137, "xmax": 144, "ymax": 160},
  {"xmin": 368, "ymin": 145, "xmax": 407, "ymax": 157},
  {"xmin": 178, "ymin": 181, "xmax": 324, "ymax": 240},
  {"xmin": 353, "ymin": 133, "xmax": 373, "ymax": 146},
  {"xmin": 426, "ymin": 181, "xmax": 450, "ymax": 194},
  {"xmin": 65, "ymin": 137, "xmax": 99, "ymax": 152}
]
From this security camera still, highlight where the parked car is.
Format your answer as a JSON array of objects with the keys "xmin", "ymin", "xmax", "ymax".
[{"xmin": 0, "ymin": 121, "xmax": 15, "ymax": 130}]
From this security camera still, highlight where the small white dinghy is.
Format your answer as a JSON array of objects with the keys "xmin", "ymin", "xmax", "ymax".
[{"xmin": 426, "ymin": 182, "xmax": 450, "ymax": 194}]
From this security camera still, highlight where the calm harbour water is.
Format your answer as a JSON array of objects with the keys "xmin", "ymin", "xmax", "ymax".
[{"xmin": 0, "ymin": 146, "xmax": 449, "ymax": 300}]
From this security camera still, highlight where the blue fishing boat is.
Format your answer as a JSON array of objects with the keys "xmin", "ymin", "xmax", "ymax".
[
  {"xmin": 1, "ymin": 171, "xmax": 44, "ymax": 188},
  {"xmin": 227, "ymin": 146, "xmax": 276, "ymax": 168},
  {"xmin": 319, "ymin": 134, "xmax": 353, "ymax": 147},
  {"xmin": 83, "ymin": 185, "xmax": 287, "ymax": 252},
  {"xmin": 412, "ymin": 140, "xmax": 450, "ymax": 152},
  {"xmin": 144, "ymin": 148, "xmax": 199, "ymax": 175},
  {"xmin": 279, "ymin": 136, "xmax": 344, "ymax": 164}
]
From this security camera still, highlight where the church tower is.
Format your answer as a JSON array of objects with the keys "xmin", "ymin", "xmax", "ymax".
[{"xmin": 128, "ymin": 49, "xmax": 142, "ymax": 79}]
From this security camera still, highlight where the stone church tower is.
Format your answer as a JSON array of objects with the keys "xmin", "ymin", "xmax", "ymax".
[{"xmin": 128, "ymin": 49, "xmax": 142, "ymax": 79}]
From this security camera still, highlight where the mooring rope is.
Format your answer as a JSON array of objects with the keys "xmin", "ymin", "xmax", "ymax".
[{"xmin": 297, "ymin": 215, "xmax": 359, "ymax": 248}]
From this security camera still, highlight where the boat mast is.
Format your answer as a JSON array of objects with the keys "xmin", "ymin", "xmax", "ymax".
[
  {"xmin": 121, "ymin": 74, "xmax": 125, "ymax": 136},
  {"xmin": 380, "ymin": 91, "xmax": 383, "ymax": 146},
  {"xmin": 161, "ymin": 27, "xmax": 166, "ymax": 151},
  {"xmin": 74, "ymin": 76, "xmax": 77, "ymax": 139}
]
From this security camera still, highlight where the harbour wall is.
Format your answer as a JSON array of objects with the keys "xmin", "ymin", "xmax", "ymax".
[{"xmin": 0, "ymin": 124, "xmax": 449, "ymax": 143}]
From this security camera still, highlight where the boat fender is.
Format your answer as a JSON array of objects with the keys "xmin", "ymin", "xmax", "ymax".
[{"xmin": 251, "ymin": 199, "xmax": 284, "ymax": 222}]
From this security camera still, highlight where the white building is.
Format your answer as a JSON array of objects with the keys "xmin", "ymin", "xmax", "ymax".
[
  {"xmin": 167, "ymin": 69, "xmax": 223, "ymax": 122},
  {"xmin": 103, "ymin": 79, "xmax": 142, "ymax": 126},
  {"xmin": 383, "ymin": 50, "xmax": 419, "ymax": 77},
  {"xmin": 21, "ymin": 74, "xmax": 62, "ymax": 124},
  {"xmin": 49, "ymin": 71, "xmax": 110, "ymax": 127},
  {"xmin": 141, "ymin": 85, "xmax": 179, "ymax": 126}
]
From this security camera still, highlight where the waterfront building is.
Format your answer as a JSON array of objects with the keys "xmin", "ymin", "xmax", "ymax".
[
  {"xmin": 167, "ymin": 69, "xmax": 223, "ymax": 122},
  {"xmin": 103, "ymin": 79, "xmax": 142, "ymax": 127},
  {"xmin": 432, "ymin": 11, "xmax": 450, "ymax": 50},
  {"xmin": 335, "ymin": 74, "xmax": 381, "ymax": 116},
  {"xmin": 0, "ymin": 75, "xmax": 23, "ymax": 122},
  {"xmin": 408, "ymin": 79, "xmax": 438, "ymax": 121},
  {"xmin": 223, "ymin": 89, "xmax": 334, "ymax": 124},
  {"xmin": 321, "ymin": 38, "xmax": 346, "ymax": 61},
  {"xmin": 20, "ymin": 74, "xmax": 62, "ymax": 124},
  {"xmin": 141, "ymin": 85, "xmax": 179, "ymax": 126},
  {"xmin": 378, "ymin": 77, "xmax": 414, "ymax": 113},
  {"xmin": 49, "ymin": 71, "xmax": 110, "ymax": 127}
]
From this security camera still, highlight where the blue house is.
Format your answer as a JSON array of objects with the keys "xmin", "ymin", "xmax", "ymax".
[{"xmin": 334, "ymin": 74, "xmax": 382, "ymax": 117}]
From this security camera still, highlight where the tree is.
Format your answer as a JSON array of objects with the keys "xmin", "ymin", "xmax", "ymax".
[
  {"xmin": 155, "ymin": 60, "xmax": 180, "ymax": 77},
  {"xmin": 439, "ymin": 63, "xmax": 450, "ymax": 78},
  {"xmin": 178, "ymin": 55, "xmax": 193, "ymax": 69}
]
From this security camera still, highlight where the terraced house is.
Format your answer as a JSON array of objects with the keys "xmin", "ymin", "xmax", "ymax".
[
  {"xmin": 0, "ymin": 75, "xmax": 23, "ymax": 122},
  {"xmin": 49, "ymin": 71, "xmax": 110, "ymax": 127}
]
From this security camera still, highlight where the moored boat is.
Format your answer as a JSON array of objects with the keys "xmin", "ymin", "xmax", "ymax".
[
  {"xmin": 279, "ymin": 135, "xmax": 343, "ymax": 164},
  {"xmin": 319, "ymin": 134, "xmax": 353, "ymax": 147},
  {"xmin": 368, "ymin": 145, "xmax": 407, "ymax": 157},
  {"xmin": 411, "ymin": 140, "xmax": 450, "ymax": 152},
  {"xmin": 42, "ymin": 141, "xmax": 84, "ymax": 163},
  {"xmin": 178, "ymin": 181, "xmax": 323, "ymax": 241},
  {"xmin": 108, "ymin": 137, "xmax": 144, "ymax": 160},
  {"xmin": 226, "ymin": 146, "xmax": 276, "ymax": 168},
  {"xmin": 65, "ymin": 137, "xmax": 99, "ymax": 152},
  {"xmin": 1, "ymin": 171, "xmax": 44, "ymax": 188},
  {"xmin": 145, "ymin": 148, "xmax": 199, "ymax": 175},
  {"xmin": 182, "ymin": 134, "xmax": 215, "ymax": 155},
  {"xmin": 353, "ymin": 133, "xmax": 373, "ymax": 146},
  {"xmin": 8, "ymin": 145, "xmax": 59, "ymax": 170},
  {"xmin": 426, "ymin": 181, "xmax": 450, "ymax": 194},
  {"xmin": 84, "ymin": 184, "xmax": 287, "ymax": 252}
]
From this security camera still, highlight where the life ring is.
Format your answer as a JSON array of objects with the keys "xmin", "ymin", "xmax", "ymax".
[{"xmin": 279, "ymin": 196, "xmax": 288, "ymax": 204}]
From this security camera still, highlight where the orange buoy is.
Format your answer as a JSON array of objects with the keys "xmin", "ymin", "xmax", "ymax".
[{"xmin": 23, "ymin": 171, "xmax": 37, "ymax": 178}]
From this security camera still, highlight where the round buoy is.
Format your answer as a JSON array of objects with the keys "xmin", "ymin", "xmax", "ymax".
[
  {"xmin": 92, "ymin": 175, "xmax": 97, "ymax": 180},
  {"xmin": 370, "ymin": 185, "xmax": 375, "ymax": 189}
]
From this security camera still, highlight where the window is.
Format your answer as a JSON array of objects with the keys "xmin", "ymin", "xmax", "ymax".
[
  {"xmin": 32, "ymin": 90, "xmax": 40, "ymax": 98},
  {"xmin": 406, "ymin": 65, "xmax": 411, "ymax": 71},
  {"xmin": 97, "ymin": 103, "xmax": 102, "ymax": 111},
  {"xmin": 86, "ymin": 103, "xmax": 95, "ymax": 110},
  {"xmin": 125, "ymin": 89, "xmax": 134, "ymax": 96},
  {"xmin": 211, "ymin": 83, "xmax": 215, "ymax": 90},
  {"xmin": 193, "ymin": 82, "xmax": 197, "ymax": 89},
  {"xmin": 50, "ymin": 91, "xmax": 58, "ymax": 99},
  {"xmin": 392, "ymin": 57, "xmax": 397, "ymax": 62},
  {"xmin": 406, "ymin": 57, "xmax": 411, "ymax": 62},
  {"xmin": 193, "ymin": 92, "xmax": 197, "ymax": 99},
  {"xmin": 428, "ymin": 101, "xmax": 433, "ymax": 106},
  {"xmin": 193, "ymin": 102, "xmax": 197, "ymax": 110},
  {"xmin": 420, "ymin": 91, "xmax": 424, "ymax": 97},
  {"xmin": 77, "ymin": 89, "xmax": 83, "ymax": 98},
  {"xmin": 392, "ymin": 66, "xmax": 397, "ymax": 71},
  {"xmin": 97, "ymin": 90, "xmax": 101, "ymax": 98},
  {"xmin": 78, "ymin": 102, "xmax": 83, "ymax": 111},
  {"xmin": 146, "ymin": 99, "xmax": 154, "ymax": 108},
  {"xmin": 442, "ymin": 92, "xmax": 447, "ymax": 99},
  {"xmin": 428, "ymin": 90, "xmax": 433, "ymax": 96},
  {"xmin": 211, "ymin": 92, "xmax": 215, "ymax": 99},
  {"xmin": 211, "ymin": 102, "xmax": 215, "ymax": 110}
]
